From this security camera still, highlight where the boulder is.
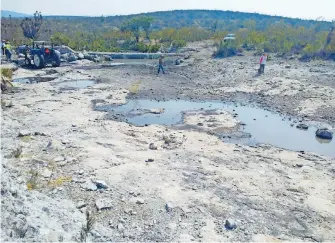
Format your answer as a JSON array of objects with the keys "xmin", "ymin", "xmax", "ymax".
[
  {"xmin": 149, "ymin": 108, "xmax": 165, "ymax": 114},
  {"xmin": 315, "ymin": 128, "xmax": 333, "ymax": 140},
  {"xmin": 296, "ymin": 124, "xmax": 308, "ymax": 130},
  {"xmin": 67, "ymin": 53, "xmax": 78, "ymax": 62},
  {"xmin": 224, "ymin": 219, "xmax": 237, "ymax": 230},
  {"xmin": 95, "ymin": 198, "xmax": 113, "ymax": 210},
  {"xmin": 81, "ymin": 181, "xmax": 97, "ymax": 191},
  {"xmin": 93, "ymin": 180, "xmax": 108, "ymax": 189},
  {"xmin": 77, "ymin": 52, "xmax": 85, "ymax": 60},
  {"xmin": 18, "ymin": 130, "xmax": 32, "ymax": 137},
  {"xmin": 103, "ymin": 55, "xmax": 112, "ymax": 61}
]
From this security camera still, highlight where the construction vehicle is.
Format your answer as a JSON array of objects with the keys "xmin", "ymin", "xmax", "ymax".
[{"xmin": 25, "ymin": 41, "xmax": 61, "ymax": 68}]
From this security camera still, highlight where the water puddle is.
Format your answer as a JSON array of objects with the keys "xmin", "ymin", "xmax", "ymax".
[
  {"xmin": 95, "ymin": 99, "xmax": 334, "ymax": 157},
  {"xmin": 57, "ymin": 80, "xmax": 95, "ymax": 90},
  {"xmin": 13, "ymin": 77, "xmax": 56, "ymax": 84}
]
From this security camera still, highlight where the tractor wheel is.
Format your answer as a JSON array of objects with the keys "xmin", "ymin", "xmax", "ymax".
[
  {"xmin": 52, "ymin": 51, "xmax": 61, "ymax": 67},
  {"xmin": 33, "ymin": 54, "xmax": 45, "ymax": 69}
]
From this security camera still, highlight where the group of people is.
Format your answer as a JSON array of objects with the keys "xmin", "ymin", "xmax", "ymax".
[
  {"xmin": 1, "ymin": 40, "xmax": 12, "ymax": 61},
  {"xmin": 157, "ymin": 53, "xmax": 268, "ymax": 75}
]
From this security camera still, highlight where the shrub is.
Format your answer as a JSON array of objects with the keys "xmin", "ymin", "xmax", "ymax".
[{"xmin": 214, "ymin": 40, "xmax": 237, "ymax": 58}]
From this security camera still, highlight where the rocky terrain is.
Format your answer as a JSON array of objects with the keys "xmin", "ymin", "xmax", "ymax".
[{"xmin": 1, "ymin": 41, "xmax": 335, "ymax": 242}]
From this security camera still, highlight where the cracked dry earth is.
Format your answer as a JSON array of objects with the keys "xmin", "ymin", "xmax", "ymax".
[{"xmin": 1, "ymin": 45, "xmax": 335, "ymax": 242}]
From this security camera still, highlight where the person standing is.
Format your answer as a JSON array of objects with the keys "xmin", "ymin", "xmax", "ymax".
[
  {"xmin": 259, "ymin": 53, "xmax": 267, "ymax": 74},
  {"xmin": 157, "ymin": 55, "xmax": 165, "ymax": 74},
  {"xmin": 4, "ymin": 41, "xmax": 12, "ymax": 61},
  {"xmin": 1, "ymin": 40, "xmax": 5, "ymax": 56}
]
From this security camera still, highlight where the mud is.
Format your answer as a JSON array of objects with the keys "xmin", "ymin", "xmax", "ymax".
[{"xmin": 1, "ymin": 41, "xmax": 335, "ymax": 242}]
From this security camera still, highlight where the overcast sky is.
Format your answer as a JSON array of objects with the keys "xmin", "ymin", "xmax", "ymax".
[{"xmin": 2, "ymin": 0, "xmax": 335, "ymax": 20}]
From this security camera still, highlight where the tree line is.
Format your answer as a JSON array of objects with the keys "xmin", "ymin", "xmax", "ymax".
[{"xmin": 1, "ymin": 10, "xmax": 334, "ymax": 60}]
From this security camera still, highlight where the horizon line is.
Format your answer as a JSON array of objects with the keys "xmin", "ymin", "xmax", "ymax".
[{"xmin": 1, "ymin": 9, "xmax": 333, "ymax": 22}]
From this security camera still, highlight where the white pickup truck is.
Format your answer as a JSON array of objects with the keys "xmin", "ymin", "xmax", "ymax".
[{"xmin": 223, "ymin": 34, "xmax": 236, "ymax": 42}]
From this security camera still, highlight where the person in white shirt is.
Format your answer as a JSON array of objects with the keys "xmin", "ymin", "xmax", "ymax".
[{"xmin": 259, "ymin": 53, "xmax": 267, "ymax": 74}]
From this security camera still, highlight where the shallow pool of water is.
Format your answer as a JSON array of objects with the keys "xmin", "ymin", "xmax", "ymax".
[
  {"xmin": 58, "ymin": 80, "xmax": 95, "ymax": 89},
  {"xmin": 96, "ymin": 99, "xmax": 335, "ymax": 157}
]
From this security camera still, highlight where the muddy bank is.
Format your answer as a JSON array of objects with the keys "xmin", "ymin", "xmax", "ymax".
[{"xmin": 1, "ymin": 45, "xmax": 335, "ymax": 242}]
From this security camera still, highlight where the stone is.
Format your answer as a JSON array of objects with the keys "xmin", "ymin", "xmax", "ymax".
[
  {"xmin": 95, "ymin": 198, "xmax": 113, "ymax": 210},
  {"xmin": 165, "ymin": 202, "xmax": 174, "ymax": 212},
  {"xmin": 117, "ymin": 223, "xmax": 125, "ymax": 232},
  {"xmin": 224, "ymin": 219, "xmax": 237, "ymax": 230},
  {"xmin": 197, "ymin": 123, "xmax": 204, "ymax": 126},
  {"xmin": 285, "ymin": 65, "xmax": 291, "ymax": 68},
  {"xmin": 53, "ymin": 156, "xmax": 65, "ymax": 162},
  {"xmin": 2, "ymin": 100, "xmax": 13, "ymax": 107},
  {"xmin": 149, "ymin": 143, "xmax": 158, "ymax": 150},
  {"xmin": 66, "ymin": 157, "xmax": 77, "ymax": 163},
  {"xmin": 136, "ymin": 198, "xmax": 145, "ymax": 204},
  {"xmin": 67, "ymin": 53, "xmax": 78, "ymax": 62},
  {"xmin": 61, "ymin": 139, "xmax": 70, "ymax": 144},
  {"xmin": 34, "ymin": 130, "xmax": 49, "ymax": 136},
  {"xmin": 149, "ymin": 108, "xmax": 165, "ymax": 114},
  {"xmin": 41, "ymin": 168, "xmax": 52, "ymax": 178},
  {"xmin": 94, "ymin": 180, "xmax": 108, "ymax": 189},
  {"xmin": 76, "ymin": 201, "xmax": 87, "ymax": 209},
  {"xmin": 81, "ymin": 181, "xmax": 97, "ymax": 191},
  {"xmin": 103, "ymin": 55, "xmax": 113, "ymax": 61},
  {"xmin": 18, "ymin": 130, "xmax": 32, "ymax": 137},
  {"xmin": 296, "ymin": 124, "xmax": 308, "ymax": 130},
  {"xmin": 77, "ymin": 52, "xmax": 85, "ymax": 60},
  {"xmin": 315, "ymin": 128, "xmax": 333, "ymax": 140}
]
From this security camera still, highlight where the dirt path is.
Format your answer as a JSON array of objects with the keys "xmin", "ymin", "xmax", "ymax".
[{"xmin": 1, "ymin": 46, "xmax": 335, "ymax": 242}]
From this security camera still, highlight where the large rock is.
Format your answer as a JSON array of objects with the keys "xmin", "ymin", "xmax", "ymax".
[
  {"xmin": 81, "ymin": 181, "xmax": 97, "ymax": 191},
  {"xmin": 95, "ymin": 198, "xmax": 113, "ymax": 210},
  {"xmin": 67, "ymin": 53, "xmax": 78, "ymax": 62},
  {"xmin": 315, "ymin": 128, "xmax": 333, "ymax": 140},
  {"xmin": 149, "ymin": 108, "xmax": 165, "ymax": 114},
  {"xmin": 224, "ymin": 218, "xmax": 237, "ymax": 230},
  {"xmin": 93, "ymin": 180, "xmax": 108, "ymax": 189},
  {"xmin": 77, "ymin": 52, "xmax": 85, "ymax": 60},
  {"xmin": 18, "ymin": 130, "xmax": 32, "ymax": 137},
  {"xmin": 103, "ymin": 55, "xmax": 112, "ymax": 61}
]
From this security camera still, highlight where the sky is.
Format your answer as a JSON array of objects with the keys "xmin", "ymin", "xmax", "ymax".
[{"xmin": 2, "ymin": 0, "xmax": 335, "ymax": 21}]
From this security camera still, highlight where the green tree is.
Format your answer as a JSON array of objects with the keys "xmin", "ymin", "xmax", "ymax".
[
  {"xmin": 138, "ymin": 16, "xmax": 154, "ymax": 39},
  {"xmin": 121, "ymin": 18, "xmax": 141, "ymax": 43}
]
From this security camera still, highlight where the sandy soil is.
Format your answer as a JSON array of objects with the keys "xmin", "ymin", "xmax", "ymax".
[{"xmin": 1, "ymin": 43, "xmax": 335, "ymax": 242}]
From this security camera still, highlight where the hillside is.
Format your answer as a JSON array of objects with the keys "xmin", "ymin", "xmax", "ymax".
[
  {"xmin": 1, "ymin": 10, "xmax": 31, "ymax": 18},
  {"xmin": 1, "ymin": 9, "xmax": 334, "ymax": 60},
  {"xmin": 1, "ymin": 9, "xmax": 333, "ymax": 41}
]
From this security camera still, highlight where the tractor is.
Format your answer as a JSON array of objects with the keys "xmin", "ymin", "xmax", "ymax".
[{"xmin": 25, "ymin": 41, "xmax": 61, "ymax": 69}]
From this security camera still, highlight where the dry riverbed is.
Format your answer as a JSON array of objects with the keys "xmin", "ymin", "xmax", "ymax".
[{"xmin": 1, "ymin": 44, "xmax": 335, "ymax": 242}]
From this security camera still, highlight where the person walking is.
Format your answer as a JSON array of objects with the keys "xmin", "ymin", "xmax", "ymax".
[
  {"xmin": 4, "ymin": 41, "xmax": 12, "ymax": 61},
  {"xmin": 1, "ymin": 40, "xmax": 5, "ymax": 56},
  {"xmin": 259, "ymin": 53, "xmax": 267, "ymax": 74},
  {"xmin": 157, "ymin": 55, "xmax": 165, "ymax": 74}
]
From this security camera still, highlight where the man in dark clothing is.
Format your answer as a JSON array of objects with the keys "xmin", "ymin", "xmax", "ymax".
[
  {"xmin": 157, "ymin": 55, "xmax": 165, "ymax": 74},
  {"xmin": 1, "ymin": 40, "xmax": 5, "ymax": 56}
]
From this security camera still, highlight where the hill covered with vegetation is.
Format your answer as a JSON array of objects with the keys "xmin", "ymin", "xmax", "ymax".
[{"xmin": 1, "ymin": 10, "xmax": 334, "ymax": 59}]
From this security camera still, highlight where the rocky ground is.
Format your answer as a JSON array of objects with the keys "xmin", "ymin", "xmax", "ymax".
[{"xmin": 1, "ymin": 41, "xmax": 335, "ymax": 242}]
